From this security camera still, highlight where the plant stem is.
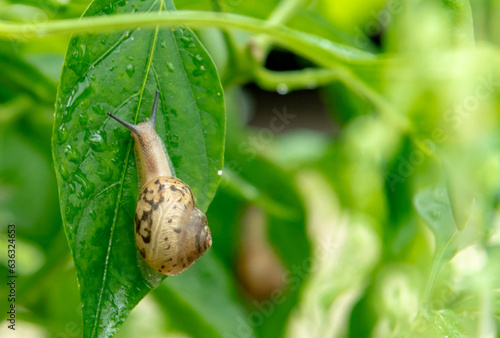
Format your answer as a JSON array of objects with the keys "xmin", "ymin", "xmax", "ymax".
[
  {"xmin": 0, "ymin": 11, "xmax": 377, "ymax": 69},
  {"xmin": 0, "ymin": 11, "xmax": 404, "ymax": 124},
  {"xmin": 423, "ymin": 233, "xmax": 456, "ymax": 305},
  {"xmin": 253, "ymin": 67, "xmax": 343, "ymax": 91}
]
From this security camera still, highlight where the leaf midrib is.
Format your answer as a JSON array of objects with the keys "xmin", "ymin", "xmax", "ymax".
[{"xmin": 90, "ymin": 3, "xmax": 163, "ymax": 336}]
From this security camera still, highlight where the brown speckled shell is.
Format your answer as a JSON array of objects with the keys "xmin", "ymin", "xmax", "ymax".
[{"xmin": 135, "ymin": 176, "xmax": 212, "ymax": 276}]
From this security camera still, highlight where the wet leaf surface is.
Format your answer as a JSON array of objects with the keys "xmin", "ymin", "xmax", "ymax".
[{"xmin": 52, "ymin": 0, "xmax": 225, "ymax": 336}]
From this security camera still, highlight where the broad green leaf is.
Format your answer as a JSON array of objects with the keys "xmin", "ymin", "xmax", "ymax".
[
  {"xmin": 205, "ymin": 182, "xmax": 245, "ymax": 269},
  {"xmin": 0, "ymin": 127, "xmax": 60, "ymax": 246},
  {"xmin": 225, "ymin": 146, "xmax": 311, "ymax": 337},
  {"xmin": 153, "ymin": 251, "xmax": 254, "ymax": 338},
  {"xmin": 222, "ymin": 85, "xmax": 310, "ymax": 336},
  {"xmin": 0, "ymin": 41, "xmax": 56, "ymax": 103},
  {"xmin": 52, "ymin": 0, "xmax": 225, "ymax": 336}
]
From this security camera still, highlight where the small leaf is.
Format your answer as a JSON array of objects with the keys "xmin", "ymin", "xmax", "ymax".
[
  {"xmin": 52, "ymin": 0, "xmax": 225, "ymax": 336},
  {"xmin": 414, "ymin": 186, "xmax": 457, "ymax": 250}
]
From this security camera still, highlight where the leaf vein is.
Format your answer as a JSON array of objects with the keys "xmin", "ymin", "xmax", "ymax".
[{"xmin": 91, "ymin": 6, "xmax": 162, "ymax": 335}]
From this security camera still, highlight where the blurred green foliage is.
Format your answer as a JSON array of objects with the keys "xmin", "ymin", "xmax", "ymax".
[{"xmin": 1, "ymin": 0, "xmax": 500, "ymax": 337}]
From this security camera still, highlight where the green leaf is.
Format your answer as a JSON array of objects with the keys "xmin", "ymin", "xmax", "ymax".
[
  {"xmin": 222, "ymin": 87, "xmax": 310, "ymax": 336},
  {"xmin": 0, "ymin": 41, "xmax": 57, "ymax": 103},
  {"xmin": 153, "ymin": 251, "xmax": 254, "ymax": 338},
  {"xmin": 414, "ymin": 185, "xmax": 457, "ymax": 250},
  {"xmin": 0, "ymin": 127, "xmax": 60, "ymax": 246},
  {"xmin": 51, "ymin": 0, "xmax": 225, "ymax": 336},
  {"xmin": 441, "ymin": 0, "xmax": 475, "ymax": 45},
  {"xmin": 225, "ymin": 143, "xmax": 311, "ymax": 337}
]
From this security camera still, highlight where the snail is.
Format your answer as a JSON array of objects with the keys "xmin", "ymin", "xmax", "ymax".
[{"xmin": 107, "ymin": 91, "xmax": 212, "ymax": 276}]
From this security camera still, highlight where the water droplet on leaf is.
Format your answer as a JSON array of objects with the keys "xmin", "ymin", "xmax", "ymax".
[
  {"xmin": 277, "ymin": 83, "xmax": 289, "ymax": 95},
  {"xmin": 58, "ymin": 125, "xmax": 68, "ymax": 144},
  {"xmin": 126, "ymin": 64, "xmax": 135, "ymax": 78},
  {"xmin": 65, "ymin": 145, "xmax": 80, "ymax": 163}
]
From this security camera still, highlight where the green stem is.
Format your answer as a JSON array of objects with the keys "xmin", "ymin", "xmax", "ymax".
[
  {"xmin": 0, "ymin": 11, "xmax": 376, "ymax": 69},
  {"xmin": 423, "ymin": 233, "xmax": 456, "ymax": 305},
  {"xmin": 253, "ymin": 67, "xmax": 343, "ymax": 91},
  {"xmin": 254, "ymin": 65, "xmax": 409, "ymax": 131},
  {"xmin": 0, "ymin": 10, "xmax": 404, "ymax": 125}
]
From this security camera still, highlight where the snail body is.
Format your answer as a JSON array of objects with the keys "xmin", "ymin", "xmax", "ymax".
[{"xmin": 107, "ymin": 91, "xmax": 212, "ymax": 276}]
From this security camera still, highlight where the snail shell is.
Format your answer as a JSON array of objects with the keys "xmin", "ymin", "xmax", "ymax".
[{"xmin": 107, "ymin": 91, "xmax": 212, "ymax": 276}]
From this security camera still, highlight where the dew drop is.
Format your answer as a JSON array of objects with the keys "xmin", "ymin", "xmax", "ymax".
[
  {"xmin": 217, "ymin": 170, "xmax": 223, "ymax": 176},
  {"xmin": 90, "ymin": 133, "xmax": 102, "ymax": 143},
  {"xmin": 102, "ymin": 3, "xmax": 115, "ymax": 14},
  {"xmin": 126, "ymin": 64, "xmax": 135, "ymax": 78},
  {"xmin": 79, "ymin": 44, "xmax": 86, "ymax": 60},
  {"xmin": 79, "ymin": 113, "xmax": 89, "ymax": 126},
  {"xmin": 66, "ymin": 78, "xmax": 92, "ymax": 116},
  {"xmin": 277, "ymin": 83, "xmax": 289, "ymax": 95},
  {"xmin": 59, "ymin": 163, "xmax": 70, "ymax": 180},
  {"xmin": 431, "ymin": 208, "xmax": 441, "ymax": 219},
  {"xmin": 75, "ymin": 172, "xmax": 94, "ymax": 198},
  {"xmin": 65, "ymin": 145, "xmax": 80, "ymax": 163},
  {"xmin": 89, "ymin": 131, "xmax": 105, "ymax": 152},
  {"xmin": 58, "ymin": 125, "xmax": 68, "ymax": 145},
  {"xmin": 92, "ymin": 104, "xmax": 106, "ymax": 115},
  {"xmin": 97, "ymin": 165, "xmax": 113, "ymax": 181},
  {"xmin": 192, "ymin": 68, "xmax": 205, "ymax": 76},
  {"xmin": 180, "ymin": 29, "xmax": 194, "ymax": 48},
  {"xmin": 65, "ymin": 202, "xmax": 78, "ymax": 223}
]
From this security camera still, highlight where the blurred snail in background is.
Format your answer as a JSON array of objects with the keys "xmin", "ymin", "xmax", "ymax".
[{"xmin": 107, "ymin": 91, "xmax": 212, "ymax": 276}]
